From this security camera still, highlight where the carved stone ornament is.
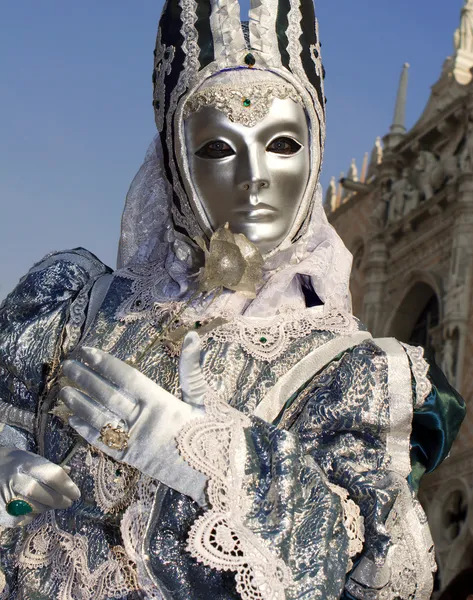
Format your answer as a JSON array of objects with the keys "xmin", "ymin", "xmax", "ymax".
[{"xmin": 413, "ymin": 151, "xmax": 444, "ymax": 201}]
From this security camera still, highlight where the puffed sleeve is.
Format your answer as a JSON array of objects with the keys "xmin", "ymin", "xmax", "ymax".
[
  {"xmin": 0, "ymin": 249, "xmax": 112, "ymax": 451},
  {"xmin": 287, "ymin": 338, "xmax": 439, "ymax": 600},
  {"xmin": 178, "ymin": 338, "xmax": 454, "ymax": 600},
  {"xmin": 407, "ymin": 348, "xmax": 466, "ymax": 491}
]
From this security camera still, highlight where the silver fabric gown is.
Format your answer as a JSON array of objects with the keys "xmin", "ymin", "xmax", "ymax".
[{"xmin": 0, "ymin": 248, "xmax": 463, "ymax": 600}]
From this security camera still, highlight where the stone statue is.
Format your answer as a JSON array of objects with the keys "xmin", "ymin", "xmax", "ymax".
[
  {"xmin": 387, "ymin": 170, "xmax": 410, "ymax": 223},
  {"xmin": 442, "ymin": 337, "xmax": 455, "ymax": 383},
  {"xmin": 347, "ymin": 158, "xmax": 358, "ymax": 182},
  {"xmin": 324, "ymin": 176, "xmax": 337, "ymax": 215},
  {"xmin": 371, "ymin": 183, "xmax": 390, "ymax": 229},
  {"xmin": 367, "ymin": 137, "xmax": 383, "ymax": 181},
  {"xmin": 442, "ymin": 334, "xmax": 458, "ymax": 385},
  {"xmin": 443, "ymin": 152, "xmax": 460, "ymax": 182},
  {"xmin": 455, "ymin": 0, "xmax": 473, "ymax": 54},
  {"xmin": 403, "ymin": 173, "xmax": 421, "ymax": 216},
  {"xmin": 413, "ymin": 151, "xmax": 444, "ymax": 201}
]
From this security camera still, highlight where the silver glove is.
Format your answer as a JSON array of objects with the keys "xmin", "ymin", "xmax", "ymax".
[
  {"xmin": 0, "ymin": 447, "xmax": 80, "ymax": 527},
  {"xmin": 59, "ymin": 332, "xmax": 208, "ymax": 505}
]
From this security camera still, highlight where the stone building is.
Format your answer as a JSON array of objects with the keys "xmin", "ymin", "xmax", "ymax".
[{"xmin": 326, "ymin": 1, "xmax": 473, "ymax": 593}]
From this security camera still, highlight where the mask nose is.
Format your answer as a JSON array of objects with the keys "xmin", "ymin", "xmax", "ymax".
[{"xmin": 236, "ymin": 144, "xmax": 270, "ymax": 194}]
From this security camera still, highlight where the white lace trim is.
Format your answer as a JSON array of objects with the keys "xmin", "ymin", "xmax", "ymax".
[
  {"xmin": 183, "ymin": 81, "xmax": 303, "ymax": 127},
  {"xmin": 328, "ymin": 483, "xmax": 365, "ymax": 572},
  {"xmin": 64, "ymin": 280, "xmax": 95, "ymax": 353},
  {"xmin": 0, "ymin": 568, "xmax": 6, "ymax": 599},
  {"xmin": 400, "ymin": 343, "xmax": 432, "ymax": 409},
  {"xmin": 86, "ymin": 448, "xmax": 140, "ymax": 515},
  {"xmin": 121, "ymin": 477, "xmax": 165, "ymax": 599},
  {"xmin": 200, "ymin": 307, "xmax": 358, "ymax": 362},
  {"xmin": 18, "ymin": 512, "xmax": 139, "ymax": 600},
  {"xmin": 118, "ymin": 294, "xmax": 358, "ymax": 363},
  {"xmin": 177, "ymin": 391, "xmax": 292, "ymax": 600}
]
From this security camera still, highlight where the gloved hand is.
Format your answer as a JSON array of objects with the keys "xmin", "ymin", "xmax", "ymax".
[
  {"xmin": 59, "ymin": 332, "xmax": 208, "ymax": 505},
  {"xmin": 0, "ymin": 447, "xmax": 81, "ymax": 527}
]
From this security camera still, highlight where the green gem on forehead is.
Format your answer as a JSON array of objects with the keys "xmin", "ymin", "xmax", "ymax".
[
  {"xmin": 242, "ymin": 98, "xmax": 251, "ymax": 107},
  {"xmin": 244, "ymin": 53, "xmax": 256, "ymax": 67},
  {"xmin": 259, "ymin": 337, "xmax": 267, "ymax": 344},
  {"xmin": 6, "ymin": 499, "xmax": 33, "ymax": 517}
]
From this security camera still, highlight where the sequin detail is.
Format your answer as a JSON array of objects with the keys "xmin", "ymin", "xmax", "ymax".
[{"xmin": 183, "ymin": 82, "xmax": 303, "ymax": 127}]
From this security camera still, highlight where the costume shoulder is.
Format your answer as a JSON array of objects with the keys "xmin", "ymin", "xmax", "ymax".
[
  {"xmin": 0, "ymin": 248, "xmax": 111, "ymax": 401},
  {"xmin": 405, "ymin": 344, "xmax": 466, "ymax": 489},
  {"xmin": 365, "ymin": 338, "xmax": 465, "ymax": 488}
]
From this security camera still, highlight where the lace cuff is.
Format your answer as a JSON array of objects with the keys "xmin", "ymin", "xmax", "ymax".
[
  {"xmin": 177, "ymin": 392, "xmax": 292, "ymax": 600},
  {"xmin": 400, "ymin": 343, "xmax": 432, "ymax": 409},
  {"xmin": 328, "ymin": 482, "xmax": 365, "ymax": 571}
]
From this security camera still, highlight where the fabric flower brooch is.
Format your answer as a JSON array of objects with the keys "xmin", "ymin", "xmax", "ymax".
[{"xmin": 195, "ymin": 223, "xmax": 264, "ymax": 298}]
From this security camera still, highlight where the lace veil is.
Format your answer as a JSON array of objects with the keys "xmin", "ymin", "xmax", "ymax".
[{"xmin": 116, "ymin": 130, "xmax": 353, "ymax": 317}]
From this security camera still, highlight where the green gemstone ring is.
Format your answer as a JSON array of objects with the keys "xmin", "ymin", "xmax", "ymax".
[{"xmin": 6, "ymin": 498, "xmax": 34, "ymax": 517}]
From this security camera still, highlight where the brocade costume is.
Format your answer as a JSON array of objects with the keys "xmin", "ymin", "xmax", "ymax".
[{"xmin": 0, "ymin": 0, "xmax": 466, "ymax": 598}]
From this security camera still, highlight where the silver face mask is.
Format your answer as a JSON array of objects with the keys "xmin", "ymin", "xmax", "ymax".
[{"xmin": 184, "ymin": 96, "xmax": 311, "ymax": 254}]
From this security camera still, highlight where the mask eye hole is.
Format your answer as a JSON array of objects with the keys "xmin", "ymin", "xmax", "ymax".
[
  {"xmin": 267, "ymin": 137, "xmax": 302, "ymax": 155},
  {"xmin": 195, "ymin": 140, "xmax": 235, "ymax": 159}
]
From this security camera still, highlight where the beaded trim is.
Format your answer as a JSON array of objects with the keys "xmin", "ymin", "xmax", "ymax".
[{"xmin": 183, "ymin": 82, "xmax": 303, "ymax": 127}]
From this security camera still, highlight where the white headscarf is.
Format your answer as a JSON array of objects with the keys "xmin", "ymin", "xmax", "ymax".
[{"xmin": 116, "ymin": 129, "xmax": 353, "ymax": 320}]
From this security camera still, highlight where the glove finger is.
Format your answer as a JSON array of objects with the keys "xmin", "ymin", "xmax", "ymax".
[
  {"xmin": 18, "ymin": 513, "xmax": 36, "ymax": 526},
  {"xmin": 0, "ymin": 510, "xmax": 36, "ymax": 529},
  {"xmin": 1, "ymin": 482, "xmax": 51, "ymax": 523},
  {"xmin": 180, "ymin": 332, "xmax": 207, "ymax": 406},
  {"xmin": 68, "ymin": 416, "xmax": 120, "ymax": 461},
  {"xmin": 59, "ymin": 386, "xmax": 121, "ymax": 434},
  {"xmin": 77, "ymin": 347, "xmax": 165, "ymax": 404},
  {"xmin": 62, "ymin": 359, "xmax": 136, "ymax": 419},
  {"xmin": 13, "ymin": 473, "xmax": 75, "ymax": 510},
  {"xmin": 18, "ymin": 454, "xmax": 81, "ymax": 502}
]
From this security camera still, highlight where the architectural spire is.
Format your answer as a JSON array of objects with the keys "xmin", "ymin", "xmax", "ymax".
[
  {"xmin": 383, "ymin": 63, "xmax": 409, "ymax": 149},
  {"xmin": 390, "ymin": 63, "xmax": 410, "ymax": 136}
]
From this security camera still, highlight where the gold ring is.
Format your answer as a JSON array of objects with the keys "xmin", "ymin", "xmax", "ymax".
[{"xmin": 99, "ymin": 423, "xmax": 130, "ymax": 451}]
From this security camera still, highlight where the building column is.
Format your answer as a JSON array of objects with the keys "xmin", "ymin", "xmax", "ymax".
[
  {"xmin": 362, "ymin": 233, "xmax": 388, "ymax": 335},
  {"xmin": 442, "ymin": 172, "xmax": 473, "ymax": 394}
]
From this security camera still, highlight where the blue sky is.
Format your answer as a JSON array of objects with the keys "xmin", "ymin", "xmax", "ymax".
[{"xmin": 0, "ymin": 1, "xmax": 461, "ymax": 299}]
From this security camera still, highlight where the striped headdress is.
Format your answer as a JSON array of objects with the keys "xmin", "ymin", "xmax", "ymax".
[{"xmin": 152, "ymin": 0, "xmax": 326, "ymax": 245}]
